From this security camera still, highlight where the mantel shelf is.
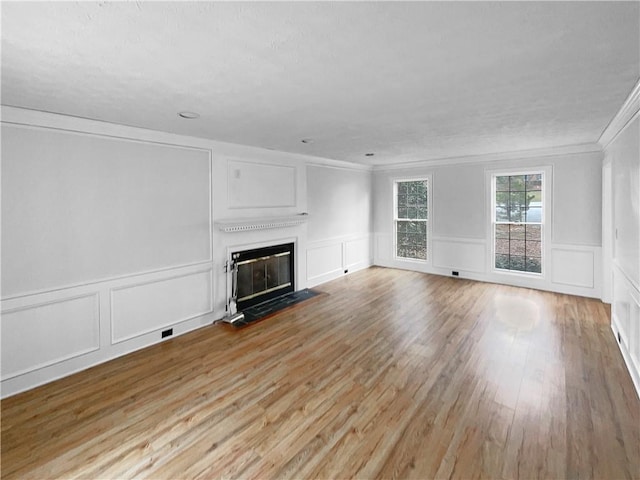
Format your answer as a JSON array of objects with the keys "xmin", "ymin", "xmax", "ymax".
[{"xmin": 215, "ymin": 214, "xmax": 309, "ymax": 233}]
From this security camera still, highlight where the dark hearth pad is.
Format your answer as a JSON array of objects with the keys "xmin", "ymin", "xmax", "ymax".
[{"xmin": 230, "ymin": 289, "xmax": 321, "ymax": 327}]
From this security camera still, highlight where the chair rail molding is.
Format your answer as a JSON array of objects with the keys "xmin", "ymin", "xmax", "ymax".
[{"xmin": 598, "ymin": 78, "xmax": 640, "ymax": 149}]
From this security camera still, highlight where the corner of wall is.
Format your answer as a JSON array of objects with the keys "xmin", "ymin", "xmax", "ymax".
[{"xmin": 599, "ymin": 77, "xmax": 640, "ymax": 400}]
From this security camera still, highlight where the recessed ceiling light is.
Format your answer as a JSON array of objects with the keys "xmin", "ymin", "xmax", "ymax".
[
  {"xmin": 301, "ymin": 138, "xmax": 314, "ymax": 144},
  {"xmin": 365, "ymin": 153, "xmax": 375, "ymax": 157},
  {"xmin": 178, "ymin": 111, "xmax": 200, "ymax": 119}
]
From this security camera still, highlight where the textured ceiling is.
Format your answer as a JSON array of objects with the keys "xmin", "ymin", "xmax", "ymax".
[{"xmin": 2, "ymin": 1, "xmax": 639, "ymax": 165}]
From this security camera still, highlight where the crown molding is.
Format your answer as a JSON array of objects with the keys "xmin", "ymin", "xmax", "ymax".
[
  {"xmin": 0, "ymin": 105, "xmax": 371, "ymax": 172},
  {"xmin": 0, "ymin": 105, "xmax": 606, "ymax": 173},
  {"xmin": 372, "ymin": 143, "xmax": 602, "ymax": 172},
  {"xmin": 304, "ymin": 157, "xmax": 373, "ymax": 172},
  {"xmin": 0, "ymin": 104, "xmax": 217, "ymax": 150},
  {"xmin": 598, "ymin": 78, "xmax": 640, "ymax": 149}
]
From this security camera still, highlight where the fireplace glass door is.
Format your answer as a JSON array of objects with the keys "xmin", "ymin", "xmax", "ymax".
[{"xmin": 234, "ymin": 243, "xmax": 294, "ymax": 310}]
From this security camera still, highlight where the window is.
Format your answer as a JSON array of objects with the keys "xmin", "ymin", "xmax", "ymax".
[
  {"xmin": 492, "ymin": 172, "xmax": 543, "ymax": 274},
  {"xmin": 394, "ymin": 179, "xmax": 429, "ymax": 261}
]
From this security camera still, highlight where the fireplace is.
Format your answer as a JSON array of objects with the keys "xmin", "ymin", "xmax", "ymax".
[{"xmin": 232, "ymin": 242, "xmax": 294, "ymax": 311}]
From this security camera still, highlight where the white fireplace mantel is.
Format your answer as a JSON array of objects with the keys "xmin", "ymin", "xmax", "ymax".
[{"xmin": 215, "ymin": 214, "xmax": 309, "ymax": 233}]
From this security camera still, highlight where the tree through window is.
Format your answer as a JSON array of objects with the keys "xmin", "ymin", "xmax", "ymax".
[
  {"xmin": 493, "ymin": 173, "xmax": 543, "ymax": 274},
  {"xmin": 394, "ymin": 179, "xmax": 428, "ymax": 261}
]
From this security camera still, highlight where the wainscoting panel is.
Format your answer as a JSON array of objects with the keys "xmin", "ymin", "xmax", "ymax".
[
  {"xmin": 1, "ymin": 294, "xmax": 100, "ymax": 380},
  {"xmin": 306, "ymin": 242, "xmax": 343, "ymax": 284},
  {"xmin": 432, "ymin": 237, "xmax": 486, "ymax": 273},
  {"xmin": 1, "ymin": 262, "xmax": 216, "ymax": 398},
  {"xmin": 374, "ymin": 233, "xmax": 392, "ymax": 263},
  {"xmin": 374, "ymin": 236, "xmax": 601, "ymax": 299},
  {"xmin": 345, "ymin": 237, "xmax": 371, "ymax": 270},
  {"xmin": 227, "ymin": 160, "xmax": 296, "ymax": 209},
  {"xmin": 550, "ymin": 247, "xmax": 595, "ymax": 288},
  {"xmin": 111, "ymin": 269, "xmax": 213, "ymax": 344},
  {"xmin": 306, "ymin": 235, "xmax": 372, "ymax": 287},
  {"xmin": 611, "ymin": 264, "xmax": 640, "ymax": 398}
]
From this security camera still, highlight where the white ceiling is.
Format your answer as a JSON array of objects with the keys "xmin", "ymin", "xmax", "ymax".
[{"xmin": 2, "ymin": 1, "xmax": 639, "ymax": 166}]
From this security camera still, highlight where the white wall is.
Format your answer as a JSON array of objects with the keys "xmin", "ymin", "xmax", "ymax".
[
  {"xmin": 305, "ymin": 165, "xmax": 372, "ymax": 286},
  {"xmin": 0, "ymin": 106, "xmax": 373, "ymax": 397},
  {"xmin": 610, "ymin": 117, "xmax": 640, "ymax": 286},
  {"xmin": 1, "ymin": 116, "xmax": 216, "ymax": 397},
  {"xmin": 431, "ymin": 163, "xmax": 486, "ymax": 239},
  {"xmin": 601, "ymin": 81, "xmax": 640, "ymax": 398},
  {"xmin": 2, "ymin": 126, "xmax": 212, "ymax": 297},
  {"xmin": 373, "ymin": 148, "xmax": 604, "ymax": 298}
]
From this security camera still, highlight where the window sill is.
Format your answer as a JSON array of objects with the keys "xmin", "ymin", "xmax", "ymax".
[
  {"xmin": 394, "ymin": 256, "xmax": 429, "ymax": 264},
  {"xmin": 492, "ymin": 268, "xmax": 544, "ymax": 279}
]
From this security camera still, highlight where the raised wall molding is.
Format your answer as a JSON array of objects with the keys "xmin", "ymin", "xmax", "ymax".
[
  {"xmin": 110, "ymin": 268, "xmax": 213, "ymax": 344},
  {"xmin": 216, "ymin": 215, "xmax": 309, "ymax": 233},
  {"xmin": 432, "ymin": 236, "xmax": 486, "ymax": 273},
  {"xmin": 611, "ymin": 262, "xmax": 640, "ymax": 399},
  {"xmin": 598, "ymin": 78, "xmax": 640, "ymax": 149},
  {"xmin": 1, "ymin": 123, "xmax": 213, "ymax": 300},
  {"xmin": 1, "ymin": 293, "xmax": 100, "ymax": 380},
  {"xmin": 550, "ymin": 247, "xmax": 595, "ymax": 288},
  {"xmin": 306, "ymin": 234, "xmax": 372, "ymax": 287},
  {"xmin": 374, "ymin": 235, "xmax": 601, "ymax": 299},
  {"xmin": 227, "ymin": 160, "xmax": 297, "ymax": 209},
  {"xmin": 0, "ymin": 262, "xmax": 215, "ymax": 397}
]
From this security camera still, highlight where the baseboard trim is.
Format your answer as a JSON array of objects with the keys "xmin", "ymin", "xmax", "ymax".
[{"xmin": 611, "ymin": 317, "xmax": 640, "ymax": 401}]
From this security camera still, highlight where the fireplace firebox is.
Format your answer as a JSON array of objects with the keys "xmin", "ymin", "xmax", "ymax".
[{"xmin": 232, "ymin": 242, "xmax": 294, "ymax": 311}]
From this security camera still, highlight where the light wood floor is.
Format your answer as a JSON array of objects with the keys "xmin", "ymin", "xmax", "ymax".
[{"xmin": 2, "ymin": 267, "xmax": 639, "ymax": 479}]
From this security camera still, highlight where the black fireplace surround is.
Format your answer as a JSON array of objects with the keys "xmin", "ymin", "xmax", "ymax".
[{"xmin": 233, "ymin": 242, "xmax": 295, "ymax": 311}]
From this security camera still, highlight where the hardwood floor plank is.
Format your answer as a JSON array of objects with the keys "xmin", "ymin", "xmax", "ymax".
[{"xmin": 2, "ymin": 267, "xmax": 638, "ymax": 479}]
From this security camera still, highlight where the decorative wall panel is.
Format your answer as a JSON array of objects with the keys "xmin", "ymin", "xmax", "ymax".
[
  {"xmin": 111, "ymin": 269, "xmax": 213, "ymax": 344},
  {"xmin": 1, "ymin": 294, "xmax": 100, "ymax": 379}
]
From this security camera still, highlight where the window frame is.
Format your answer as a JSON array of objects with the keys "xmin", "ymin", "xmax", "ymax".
[
  {"xmin": 488, "ymin": 166, "xmax": 552, "ymax": 279},
  {"xmin": 392, "ymin": 175, "xmax": 432, "ymax": 264}
]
